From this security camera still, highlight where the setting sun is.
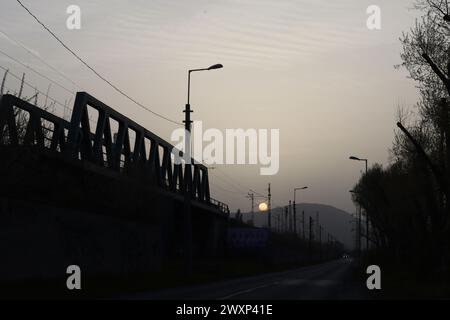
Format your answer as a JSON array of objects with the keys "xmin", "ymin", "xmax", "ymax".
[{"xmin": 258, "ymin": 202, "xmax": 268, "ymax": 212}]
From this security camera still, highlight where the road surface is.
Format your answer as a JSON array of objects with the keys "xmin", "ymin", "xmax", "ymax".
[{"xmin": 129, "ymin": 259, "xmax": 367, "ymax": 300}]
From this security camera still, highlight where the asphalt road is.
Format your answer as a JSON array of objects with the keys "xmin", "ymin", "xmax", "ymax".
[{"xmin": 130, "ymin": 259, "xmax": 367, "ymax": 300}]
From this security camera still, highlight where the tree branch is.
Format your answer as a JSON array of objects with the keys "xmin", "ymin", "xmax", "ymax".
[
  {"xmin": 421, "ymin": 52, "xmax": 450, "ymax": 92},
  {"xmin": 397, "ymin": 121, "xmax": 447, "ymax": 193}
]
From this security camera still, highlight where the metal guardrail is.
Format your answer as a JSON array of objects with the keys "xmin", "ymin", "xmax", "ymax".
[
  {"xmin": 0, "ymin": 93, "xmax": 230, "ymax": 215},
  {"xmin": 210, "ymin": 198, "xmax": 230, "ymax": 215}
]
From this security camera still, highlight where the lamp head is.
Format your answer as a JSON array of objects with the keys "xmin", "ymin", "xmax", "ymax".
[{"xmin": 208, "ymin": 64, "xmax": 223, "ymax": 70}]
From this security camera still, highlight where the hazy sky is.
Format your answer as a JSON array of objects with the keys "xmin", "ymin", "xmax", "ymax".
[{"xmin": 0, "ymin": 0, "xmax": 421, "ymax": 213}]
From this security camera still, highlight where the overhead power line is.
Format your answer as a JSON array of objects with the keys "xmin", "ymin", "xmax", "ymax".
[
  {"xmin": 0, "ymin": 48, "xmax": 75, "ymax": 95},
  {"xmin": 0, "ymin": 28, "xmax": 83, "ymax": 90},
  {"xmin": 209, "ymin": 182, "xmax": 243, "ymax": 195},
  {"xmin": 15, "ymin": 0, "xmax": 182, "ymax": 126},
  {"xmin": 0, "ymin": 65, "xmax": 70, "ymax": 111},
  {"xmin": 210, "ymin": 166, "xmax": 280, "ymax": 207}
]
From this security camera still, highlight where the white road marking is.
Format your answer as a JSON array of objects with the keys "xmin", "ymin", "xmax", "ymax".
[
  {"xmin": 217, "ymin": 282, "xmax": 278, "ymax": 300},
  {"xmin": 279, "ymin": 279, "xmax": 340, "ymax": 287},
  {"xmin": 217, "ymin": 278, "xmax": 342, "ymax": 299}
]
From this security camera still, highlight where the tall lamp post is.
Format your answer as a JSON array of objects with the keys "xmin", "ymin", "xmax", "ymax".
[
  {"xmin": 293, "ymin": 186, "xmax": 308, "ymax": 236},
  {"xmin": 349, "ymin": 155, "xmax": 369, "ymax": 251},
  {"xmin": 294, "ymin": 186, "xmax": 308, "ymax": 204},
  {"xmin": 183, "ymin": 64, "xmax": 223, "ymax": 275},
  {"xmin": 349, "ymin": 156, "xmax": 367, "ymax": 174}
]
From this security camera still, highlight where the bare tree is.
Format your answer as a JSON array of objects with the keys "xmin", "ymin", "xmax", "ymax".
[{"xmin": 1, "ymin": 70, "xmax": 53, "ymax": 145}]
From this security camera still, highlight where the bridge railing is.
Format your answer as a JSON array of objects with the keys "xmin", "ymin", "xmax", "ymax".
[
  {"xmin": 210, "ymin": 198, "xmax": 230, "ymax": 215},
  {"xmin": 0, "ymin": 93, "xmax": 230, "ymax": 215}
]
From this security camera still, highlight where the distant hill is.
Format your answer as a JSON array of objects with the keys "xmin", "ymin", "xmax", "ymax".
[{"xmin": 238, "ymin": 203, "xmax": 355, "ymax": 250}]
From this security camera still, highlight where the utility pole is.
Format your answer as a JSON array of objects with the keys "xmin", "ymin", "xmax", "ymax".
[
  {"xmin": 246, "ymin": 192, "xmax": 255, "ymax": 225},
  {"xmin": 309, "ymin": 216, "xmax": 313, "ymax": 260},
  {"xmin": 350, "ymin": 217, "xmax": 358, "ymax": 253},
  {"xmin": 284, "ymin": 206, "xmax": 288, "ymax": 233},
  {"xmin": 327, "ymin": 232, "xmax": 331, "ymax": 260},
  {"xmin": 319, "ymin": 225, "xmax": 322, "ymax": 261},
  {"xmin": 277, "ymin": 212, "xmax": 281, "ymax": 232},
  {"xmin": 293, "ymin": 186, "xmax": 308, "ymax": 237},
  {"xmin": 349, "ymin": 156, "xmax": 368, "ymax": 251},
  {"xmin": 366, "ymin": 213, "xmax": 369, "ymax": 251},
  {"xmin": 302, "ymin": 211, "xmax": 305, "ymax": 240},
  {"xmin": 293, "ymin": 200, "xmax": 297, "ymax": 236},
  {"xmin": 358, "ymin": 206, "xmax": 362, "ymax": 255},
  {"xmin": 268, "ymin": 183, "xmax": 271, "ymax": 229},
  {"xmin": 316, "ymin": 211, "xmax": 320, "ymax": 238},
  {"xmin": 183, "ymin": 98, "xmax": 193, "ymax": 276},
  {"xmin": 288, "ymin": 200, "xmax": 292, "ymax": 232},
  {"xmin": 350, "ymin": 190, "xmax": 362, "ymax": 256}
]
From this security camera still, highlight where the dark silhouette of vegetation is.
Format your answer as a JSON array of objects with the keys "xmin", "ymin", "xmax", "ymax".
[
  {"xmin": 353, "ymin": 1, "xmax": 450, "ymax": 295},
  {"xmin": 1, "ymin": 70, "xmax": 59, "ymax": 145}
]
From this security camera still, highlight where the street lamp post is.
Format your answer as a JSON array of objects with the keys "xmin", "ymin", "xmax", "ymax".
[
  {"xmin": 349, "ymin": 156, "xmax": 368, "ymax": 174},
  {"xmin": 293, "ymin": 186, "xmax": 308, "ymax": 236},
  {"xmin": 183, "ymin": 64, "xmax": 223, "ymax": 275},
  {"xmin": 349, "ymin": 155, "xmax": 369, "ymax": 251},
  {"xmin": 294, "ymin": 186, "xmax": 308, "ymax": 204}
]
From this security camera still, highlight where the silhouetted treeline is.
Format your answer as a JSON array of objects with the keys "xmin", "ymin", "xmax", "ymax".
[{"xmin": 352, "ymin": 1, "xmax": 450, "ymax": 279}]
